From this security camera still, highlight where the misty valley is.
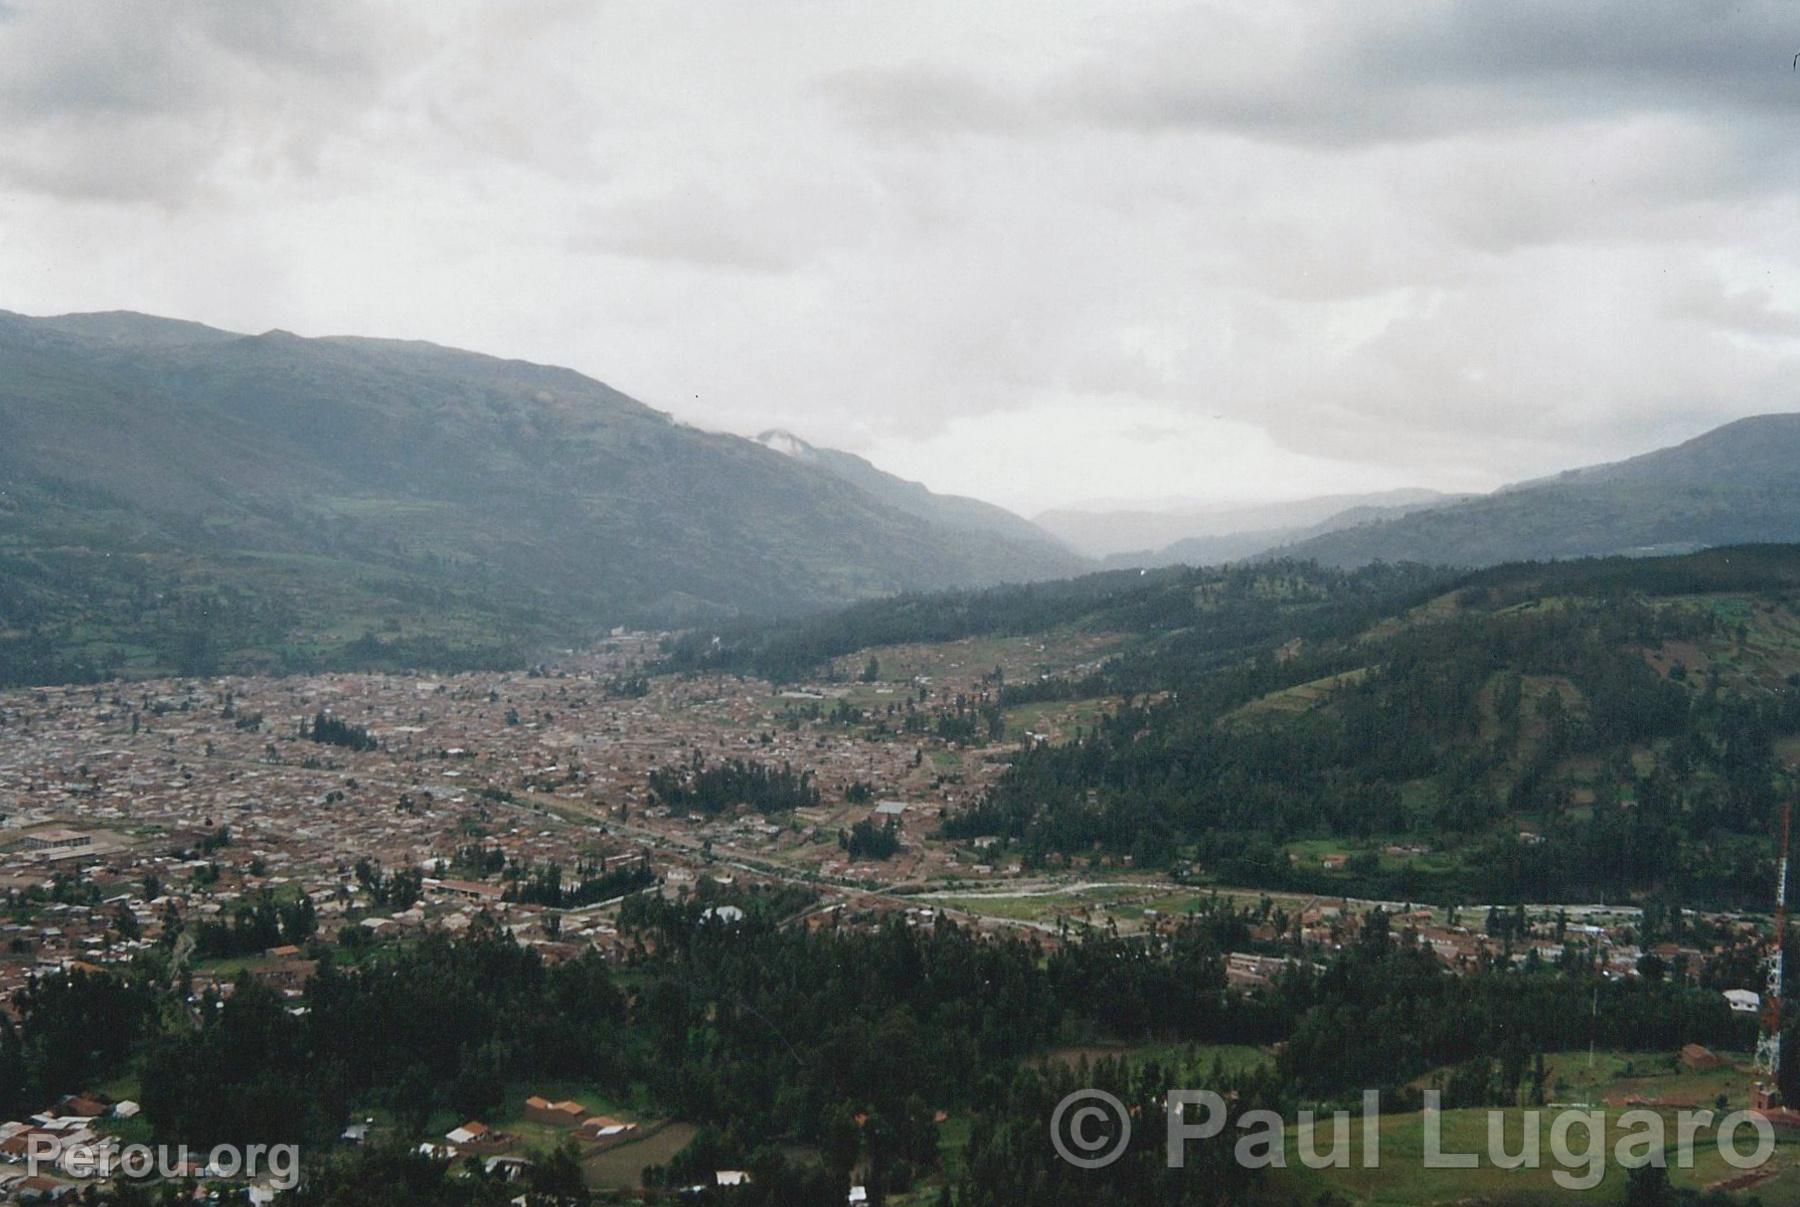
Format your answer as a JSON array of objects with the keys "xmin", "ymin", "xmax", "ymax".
[{"xmin": 8, "ymin": 3, "xmax": 1800, "ymax": 1204}]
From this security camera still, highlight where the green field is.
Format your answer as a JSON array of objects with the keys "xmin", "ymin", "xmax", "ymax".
[
  {"xmin": 584, "ymin": 1121, "xmax": 699, "ymax": 1188},
  {"xmin": 1270, "ymin": 1102, "xmax": 1800, "ymax": 1204},
  {"xmin": 1259, "ymin": 1049, "xmax": 1789, "ymax": 1204},
  {"xmin": 1004, "ymin": 696, "xmax": 1115, "ymax": 740}
]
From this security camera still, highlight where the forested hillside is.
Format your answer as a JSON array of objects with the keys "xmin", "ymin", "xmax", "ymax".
[
  {"xmin": 671, "ymin": 545, "xmax": 1800, "ymax": 907},
  {"xmin": 947, "ymin": 546, "xmax": 1800, "ymax": 907},
  {"xmin": 0, "ymin": 310, "xmax": 1083, "ymax": 687},
  {"xmin": 657, "ymin": 560, "xmax": 1453, "ymax": 684}
]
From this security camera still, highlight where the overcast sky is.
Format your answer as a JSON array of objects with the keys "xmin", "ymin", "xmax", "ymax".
[{"xmin": 3, "ymin": 2, "xmax": 1800, "ymax": 515}]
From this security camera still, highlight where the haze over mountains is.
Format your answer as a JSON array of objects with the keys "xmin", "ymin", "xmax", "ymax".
[
  {"xmin": 1275, "ymin": 414, "xmax": 1800, "ymax": 568},
  {"xmin": 752, "ymin": 429, "xmax": 1067, "ymax": 555},
  {"xmin": 1038, "ymin": 416, "xmax": 1800, "ymax": 572},
  {"xmin": 1037, "ymin": 489, "xmax": 1459, "ymax": 566},
  {"xmin": 7, "ymin": 306, "xmax": 1800, "ymax": 685},
  {"xmin": 0, "ymin": 309, "xmax": 1081, "ymax": 682}
]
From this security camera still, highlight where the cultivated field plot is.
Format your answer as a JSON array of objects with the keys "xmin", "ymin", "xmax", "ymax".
[{"xmin": 1272, "ymin": 1101, "xmax": 1800, "ymax": 1204}]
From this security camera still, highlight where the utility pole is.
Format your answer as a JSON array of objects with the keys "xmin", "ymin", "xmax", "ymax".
[
  {"xmin": 1754, "ymin": 801, "xmax": 1792, "ymax": 1110},
  {"xmin": 1588, "ymin": 983, "xmax": 1597, "ymax": 1070}
]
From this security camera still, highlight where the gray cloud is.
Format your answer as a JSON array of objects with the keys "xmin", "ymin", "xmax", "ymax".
[
  {"xmin": 0, "ymin": 2, "xmax": 410, "ymax": 202},
  {"xmin": 819, "ymin": 65, "xmax": 1033, "ymax": 140},
  {"xmin": 1047, "ymin": 2, "xmax": 1800, "ymax": 144},
  {"xmin": 1, "ymin": 1, "xmax": 1798, "ymax": 512}
]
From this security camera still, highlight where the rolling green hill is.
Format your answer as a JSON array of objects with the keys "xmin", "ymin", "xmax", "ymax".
[
  {"xmin": 0, "ymin": 309, "xmax": 1085, "ymax": 684},
  {"xmin": 935, "ymin": 545, "xmax": 1800, "ymax": 907},
  {"xmin": 694, "ymin": 543, "xmax": 1800, "ymax": 907}
]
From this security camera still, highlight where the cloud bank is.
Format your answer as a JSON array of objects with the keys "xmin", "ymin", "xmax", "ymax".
[{"xmin": 3, "ymin": 0, "xmax": 1799, "ymax": 513}]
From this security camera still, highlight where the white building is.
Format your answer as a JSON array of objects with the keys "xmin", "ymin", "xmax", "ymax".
[{"xmin": 1725, "ymin": 988, "xmax": 1761, "ymax": 1015}]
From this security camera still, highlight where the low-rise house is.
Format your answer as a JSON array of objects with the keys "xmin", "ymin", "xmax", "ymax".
[
  {"xmin": 22, "ymin": 829, "xmax": 91, "ymax": 853},
  {"xmin": 524, "ymin": 1097, "xmax": 586, "ymax": 1128},
  {"xmin": 577, "ymin": 1115, "xmax": 639, "ymax": 1146}
]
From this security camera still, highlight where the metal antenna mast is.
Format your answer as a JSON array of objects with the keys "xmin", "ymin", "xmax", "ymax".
[{"xmin": 1755, "ymin": 801, "xmax": 1792, "ymax": 1104}]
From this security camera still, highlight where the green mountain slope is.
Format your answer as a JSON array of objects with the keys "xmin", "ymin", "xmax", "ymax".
[
  {"xmin": 940, "ymin": 545, "xmax": 1800, "ymax": 907},
  {"xmin": 0, "ymin": 309, "xmax": 1084, "ymax": 683},
  {"xmin": 1278, "ymin": 414, "xmax": 1800, "ymax": 567},
  {"xmin": 686, "ymin": 541, "xmax": 1800, "ymax": 905}
]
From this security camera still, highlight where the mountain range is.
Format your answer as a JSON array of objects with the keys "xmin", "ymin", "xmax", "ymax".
[
  {"xmin": 8, "ymin": 305, "xmax": 1800, "ymax": 685},
  {"xmin": 1035, "ymin": 488, "xmax": 1454, "ymax": 560},
  {"xmin": 1107, "ymin": 491, "xmax": 1461, "ymax": 569},
  {"xmin": 0, "ymin": 309, "xmax": 1080, "ymax": 682},
  {"xmin": 1035, "ymin": 416, "xmax": 1800, "ymax": 573}
]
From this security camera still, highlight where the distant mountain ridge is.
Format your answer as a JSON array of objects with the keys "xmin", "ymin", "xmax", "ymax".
[
  {"xmin": 1104, "ymin": 492, "xmax": 1464, "ymax": 569},
  {"xmin": 753, "ymin": 429, "xmax": 1071, "ymax": 553},
  {"xmin": 8, "ymin": 305, "xmax": 1800, "ymax": 686},
  {"xmin": 1276, "ymin": 415, "xmax": 1800, "ymax": 567},
  {"xmin": 1038, "ymin": 488, "xmax": 1452, "ymax": 560},
  {"xmin": 0, "ymin": 308, "xmax": 1084, "ymax": 683}
]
